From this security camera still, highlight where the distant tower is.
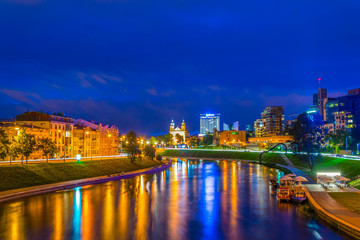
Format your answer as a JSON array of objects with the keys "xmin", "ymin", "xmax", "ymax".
[
  {"xmin": 181, "ymin": 119, "xmax": 186, "ymax": 131},
  {"xmin": 170, "ymin": 119, "xmax": 175, "ymax": 131}
]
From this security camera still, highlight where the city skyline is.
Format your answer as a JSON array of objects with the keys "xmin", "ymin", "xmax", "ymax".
[{"xmin": 1, "ymin": 1, "xmax": 360, "ymax": 135}]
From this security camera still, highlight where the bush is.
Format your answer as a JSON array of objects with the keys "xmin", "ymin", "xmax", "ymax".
[{"xmin": 156, "ymin": 154, "xmax": 162, "ymax": 161}]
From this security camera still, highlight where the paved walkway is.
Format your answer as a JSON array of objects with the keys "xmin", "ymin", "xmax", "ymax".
[
  {"xmin": 277, "ymin": 164, "xmax": 316, "ymax": 183},
  {"xmin": 305, "ymin": 184, "xmax": 360, "ymax": 238},
  {"xmin": 281, "ymin": 154, "xmax": 295, "ymax": 167}
]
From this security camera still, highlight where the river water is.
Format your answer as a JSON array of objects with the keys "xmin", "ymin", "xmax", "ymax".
[{"xmin": 0, "ymin": 159, "xmax": 347, "ymax": 240}]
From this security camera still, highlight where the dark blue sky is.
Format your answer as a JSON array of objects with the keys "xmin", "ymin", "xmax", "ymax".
[{"xmin": 1, "ymin": 0, "xmax": 359, "ymax": 135}]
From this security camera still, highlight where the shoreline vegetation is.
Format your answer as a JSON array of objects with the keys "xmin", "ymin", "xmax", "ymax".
[{"xmin": 0, "ymin": 157, "xmax": 162, "ymax": 192}]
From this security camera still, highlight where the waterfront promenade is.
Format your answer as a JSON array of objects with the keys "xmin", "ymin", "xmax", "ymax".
[{"xmin": 305, "ymin": 184, "xmax": 360, "ymax": 239}]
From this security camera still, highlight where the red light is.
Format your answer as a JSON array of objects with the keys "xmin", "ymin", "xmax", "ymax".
[{"xmin": 318, "ymin": 78, "xmax": 321, "ymax": 81}]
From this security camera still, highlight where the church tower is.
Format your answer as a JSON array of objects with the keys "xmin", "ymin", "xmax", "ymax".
[
  {"xmin": 181, "ymin": 119, "xmax": 186, "ymax": 131},
  {"xmin": 170, "ymin": 119, "xmax": 175, "ymax": 131}
]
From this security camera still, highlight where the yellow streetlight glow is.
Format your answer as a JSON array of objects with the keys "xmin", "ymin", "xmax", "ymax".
[
  {"xmin": 86, "ymin": 132, "xmax": 89, "ymax": 134},
  {"xmin": 108, "ymin": 134, "xmax": 111, "ymax": 137},
  {"xmin": 15, "ymin": 127, "xmax": 19, "ymax": 130}
]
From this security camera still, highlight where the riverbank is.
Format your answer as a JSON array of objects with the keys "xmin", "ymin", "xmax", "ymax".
[
  {"xmin": 0, "ymin": 160, "xmax": 171, "ymax": 203},
  {"xmin": 305, "ymin": 185, "xmax": 360, "ymax": 239},
  {"xmin": 0, "ymin": 157, "xmax": 162, "ymax": 192}
]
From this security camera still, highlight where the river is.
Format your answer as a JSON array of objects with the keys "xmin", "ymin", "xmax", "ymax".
[{"xmin": 0, "ymin": 159, "xmax": 348, "ymax": 240}]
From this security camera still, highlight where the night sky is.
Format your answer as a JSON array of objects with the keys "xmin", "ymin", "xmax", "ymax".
[{"xmin": 1, "ymin": 0, "xmax": 359, "ymax": 135}]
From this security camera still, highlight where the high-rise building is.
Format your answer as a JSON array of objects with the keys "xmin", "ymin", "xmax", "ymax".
[
  {"xmin": 232, "ymin": 121, "xmax": 239, "ymax": 131},
  {"xmin": 254, "ymin": 106, "xmax": 284, "ymax": 137},
  {"xmin": 200, "ymin": 113, "xmax": 220, "ymax": 135},
  {"xmin": 313, "ymin": 93, "xmax": 318, "ymax": 106},
  {"xmin": 223, "ymin": 123, "xmax": 230, "ymax": 131},
  {"xmin": 324, "ymin": 88, "xmax": 360, "ymax": 134},
  {"xmin": 317, "ymin": 88, "xmax": 327, "ymax": 119}
]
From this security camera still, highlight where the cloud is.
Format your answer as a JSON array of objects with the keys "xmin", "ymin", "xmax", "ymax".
[
  {"xmin": 77, "ymin": 72, "xmax": 92, "ymax": 88},
  {"xmin": 0, "ymin": 89, "xmax": 42, "ymax": 105},
  {"xmin": 5, "ymin": 0, "xmax": 44, "ymax": 5},
  {"xmin": 146, "ymin": 87, "xmax": 175, "ymax": 97},
  {"xmin": 100, "ymin": 74, "xmax": 122, "ymax": 82},
  {"xmin": 147, "ymin": 88, "xmax": 158, "ymax": 96},
  {"xmin": 91, "ymin": 75, "xmax": 108, "ymax": 84},
  {"xmin": 77, "ymin": 72, "xmax": 123, "ymax": 87},
  {"xmin": 209, "ymin": 85, "xmax": 222, "ymax": 91},
  {"xmin": 51, "ymin": 84, "xmax": 61, "ymax": 89}
]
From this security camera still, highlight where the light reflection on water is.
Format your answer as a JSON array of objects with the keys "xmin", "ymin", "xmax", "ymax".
[{"xmin": 0, "ymin": 160, "xmax": 347, "ymax": 240}]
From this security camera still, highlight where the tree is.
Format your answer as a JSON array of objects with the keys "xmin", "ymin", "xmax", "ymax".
[
  {"xmin": 175, "ymin": 133, "xmax": 184, "ymax": 144},
  {"xmin": 122, "ymin": 130, "xmax": 141, "ymax": 163},
  {"xmin": 37, "ymin": 138, "xmax": 58, "ymax": 163},
  {"xmin": 9, "ymin": 141, "xmax": 21, "ymax": 164},
  {"xmin": 149, "ymin": 136, "xmax": 157, "ymax": 145},
  {"xmin": 0, "ymin": 129, "xmax": 10, "ymax": 161},
  {"xmin": 202, "ymin": 135, "xmax": 213, "ymax": 145},
  {"xmin": 157, "ymin": 133, "xmax": 174, "ymax": 146},
  {"xmin": 13, "ymin": 129, "xmax": 36, "ymax": 164},
  {"xmin": 189, "ymin": 136, "xmax": 200, "ymax": 147},
  {"xmin": 289, "ymin": 113, "xmax": 325, "ymax": 172},
  {"xmin": 143, "ymin": 144, "xmax": 156, "ymax": 160},
  {"xmin": 325, "ymin": 130, "xmax": 351, "ymax": 154}
]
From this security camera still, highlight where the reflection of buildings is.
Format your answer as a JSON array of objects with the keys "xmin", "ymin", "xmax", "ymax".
[
  {"xmin": 200, "ymin": 113, "xmax": 220, "ymax": 136},
  {"xmin": 169, "ymin": 119, "xmax": 190, "ymax": 144},
  {"xmin": 1, "ymin": 111, "xmax": 119, "ymax": 159}
]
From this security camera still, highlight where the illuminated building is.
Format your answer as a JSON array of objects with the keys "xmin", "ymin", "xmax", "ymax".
[
  {"xmin": 317, "ymin": 88, "xmax": 327, "ymax": 119},
  {"xmin": 254, "ymin": 106, "xmax": 284, "ymax": 137},
  {"xmin": 325, "ymin": 90, "xmax": 360, "ymax": 123},
  {"xmin": 169, "ymin": 119, "xmax": 190, "ymax": 144},
  {"xmin": 200, "ymin": 113, "xmax": 220, "ymax": 135},
  {"xmin": 220, "ymin": 131, "xmax": 246, "ymax": 145},
  {"xmin": 224, "ymin": 121, "xmax": 239, "ymax": 131},
  {"xmin": 248, "ymin": 135, "xmax": 294, "ymax": 144},
  {"xmin": 1, "ymin": 111, "xmax": 119, "ymax": 160}
]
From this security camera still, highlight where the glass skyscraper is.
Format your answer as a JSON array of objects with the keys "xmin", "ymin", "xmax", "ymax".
[{"xmin": 200, "ymin": 113, "xmax": 220, "ymax": 135}]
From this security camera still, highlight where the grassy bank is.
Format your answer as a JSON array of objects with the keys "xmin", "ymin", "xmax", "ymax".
[
  {"xmin": 286, "ymin": 154, "xmax": 360, "ymax": 181},
  {"xmin": 0, "ymin": 158, "xmax": 161, "ymax": 192},
  {"xmin": 328, "ymin": 192, "xmax": 360, "ymax": 215}
]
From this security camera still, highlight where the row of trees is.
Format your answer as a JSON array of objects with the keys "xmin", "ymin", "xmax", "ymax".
[
  {"xmin": 122, "ymin": 130, "xmax": 158, "ymax": 163},
  {"xmin": 148, "ymin": 133, "xmax": 186, "ymax": 146},
  {"xmin": 0, "ymin": 129, "xmax": 58, "ymax": 163}
]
